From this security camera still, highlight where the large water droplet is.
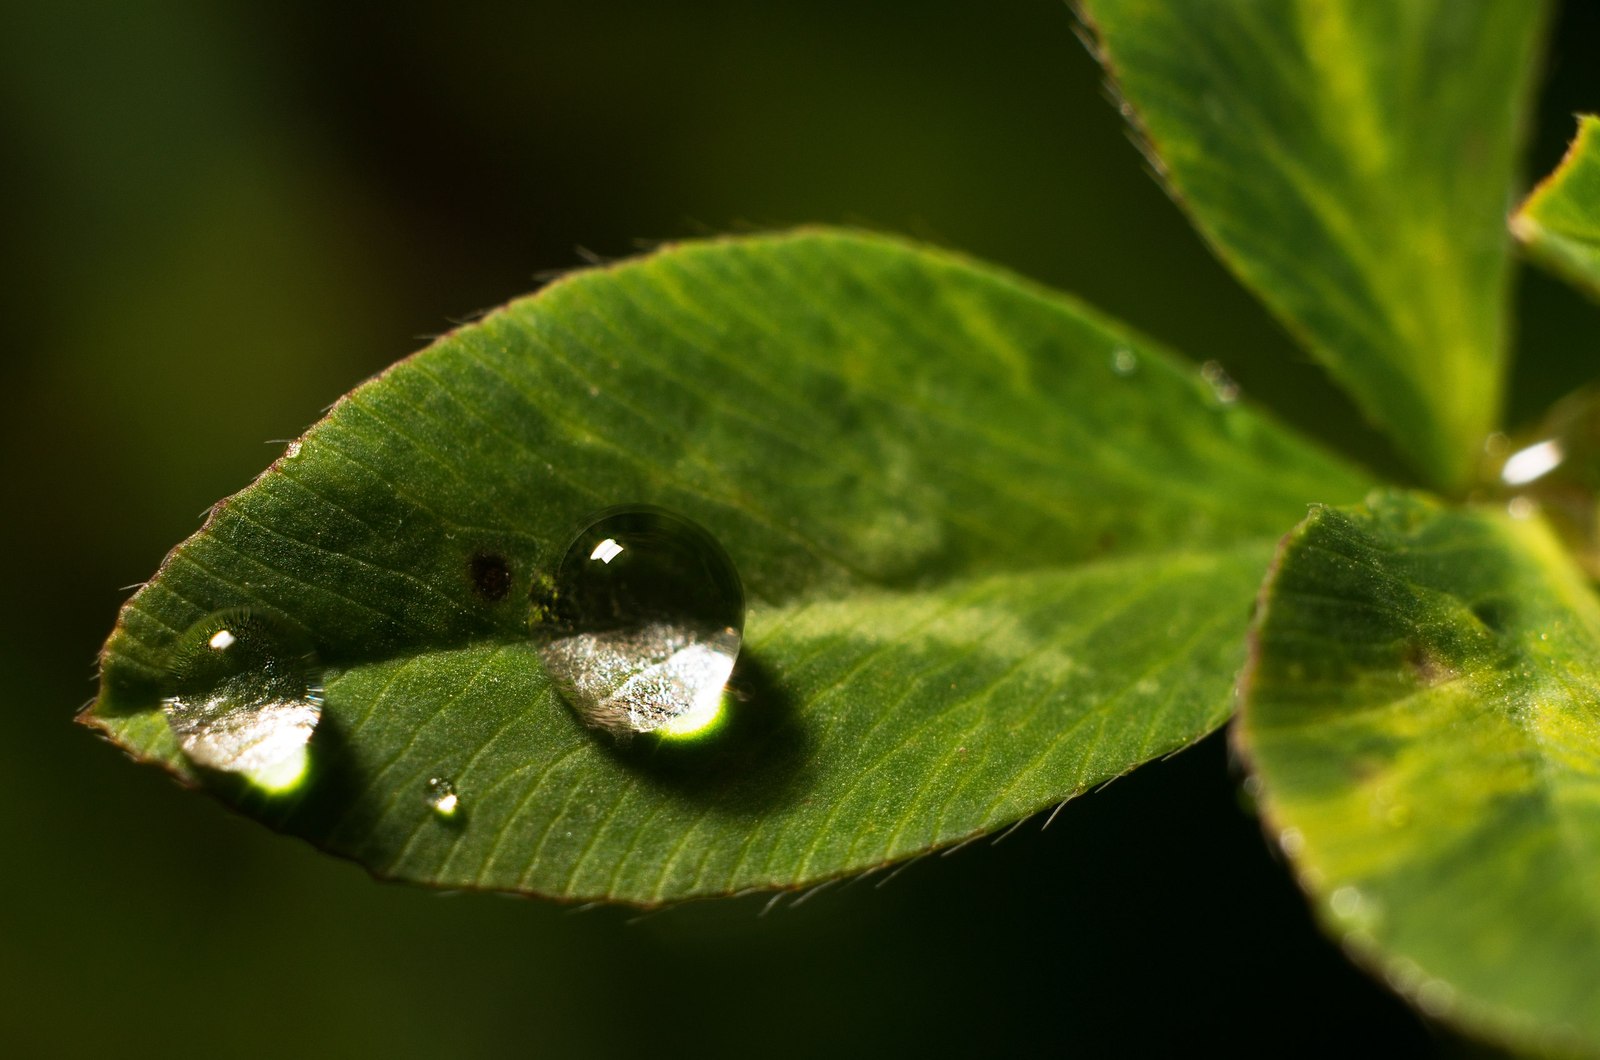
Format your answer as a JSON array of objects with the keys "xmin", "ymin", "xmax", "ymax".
[
  {"xmin": 161, "ymin": 608, "xmax": 322, "ymax": 792},
  {"xmin": 539, "ymin": 506, "xmax": 744, "ymax": 738}
]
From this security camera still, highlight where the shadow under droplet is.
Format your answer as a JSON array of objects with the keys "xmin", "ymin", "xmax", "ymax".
[{"xmin": 598, "ymin": 650, "xmax": 813, "ymax": 815}]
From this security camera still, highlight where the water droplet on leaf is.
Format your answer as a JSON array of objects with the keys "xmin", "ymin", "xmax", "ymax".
[
  {"xmin": 1200, "ymin": 360, "xmax": 1240, "ymax": 405},
  {"xmin": 1110, "ymin": 346, "xmax": 1137, "ymax": 376},
  {"xmin": 1492, "ymin": 385, "xmax": 1600, "ymax": 577},
  {"xmin": 161, "ymin": 608, "xmax": 322, "ymax": 792},
  {"xmin": 425, "ymin": 776, "xmax": 460, "ymax": 817},
  {"xmin": 1500, "ymin": 438, "xmax": 1565, "ymax": 487},
  {"xmin": 539, "ymin": 506, "xmax": 744, "ymax": 738}
]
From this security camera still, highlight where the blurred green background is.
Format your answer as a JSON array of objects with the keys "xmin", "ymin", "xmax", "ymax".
[{"xmin": 4, "ymin": 1, "xmax": 1596, "ymax": 1055}]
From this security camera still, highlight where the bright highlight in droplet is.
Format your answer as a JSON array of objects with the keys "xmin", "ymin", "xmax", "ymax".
[
  {"xmin": 590, "ymin": 537, "xmax": 625, "ymax": 564},
  {"xmin": 245, "ymin": 743, "xmax": 311, "ymax": 794},
  {"xmin": 657, "ymin": 653, "xmax": 735, "ymax": 738},
  {"xmin": 208, "ymin": 629, "xmax": 237, "ymax": 651},
  {"xmin": 1501, "ymin": 438, "xmax": 1564, "ymax": 486}
]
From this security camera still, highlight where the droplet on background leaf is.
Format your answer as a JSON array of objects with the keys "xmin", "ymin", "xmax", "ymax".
[
  {"xmin": 161, "ymin": 608, "xmax": 322, "ymax": 793},
  {"xmin": 1493, "ymin": 385, "xmax": 1600, "ymax": 577},
  {"xmin": 538, "ymin": 506, "xmax": 745, "ymax": 739}
]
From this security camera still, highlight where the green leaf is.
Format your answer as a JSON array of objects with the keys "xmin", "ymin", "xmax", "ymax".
[
  {"xmin": 1515, "ymin": 115, "xmax": 1600, "ymax": 302},
  {"xmin": 1078, "ymin": 0, "xmax": 1549, "ymax": 493},
  {"xmin": 1239, "ymin": 491, "xmax": 1600, "ymax": 1052},
  {"xmin": 87, "ymin": 229, "xmax": 1371, "ymax": 903}
]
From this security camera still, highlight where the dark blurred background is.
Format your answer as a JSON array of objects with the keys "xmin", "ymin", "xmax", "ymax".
[{"xmin": 3, "ymin": 1, "xmax": 1596, "ymax": 1055}]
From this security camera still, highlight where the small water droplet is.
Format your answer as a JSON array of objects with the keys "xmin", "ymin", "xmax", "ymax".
[
  {"xmin": 1492, "ymin": 385, "xmax": 1600, "ymax": 575},
  {"xmin": 1329, "ymin": 885, "xmax": 1363, "ymax": 919},
  {"xmin": 425, "ymin": 776, "xmax": 460, "ymax": 817},
  {"xmin": 1200, "ymin": 360, "xmax": 1240, "ymax": 405},
  {"xmin": 1278, "ymin": 826, "xmax": 1305, "ymax": 857},
  {"xmin": 1415, "ymin": 977, "xmax": 1456, "ymax": 1017},
  {"xmin": 539, "ymin": 506, "xmax": 744, "ymax": 738},
  {"xmin": 1500, "ymin": 438, "xmax": 1565, "ymax": 486},
  {"xmin": 162, "ymin": 608, "xmax": 322, "ymax": 792},
  {"xmin": 1110, "ymin": 346, "xmax": 1137, "ymax": 376},
  {"xmin": 1385, "ymin": 956, "xmax": 1424, "ymax": 994}
]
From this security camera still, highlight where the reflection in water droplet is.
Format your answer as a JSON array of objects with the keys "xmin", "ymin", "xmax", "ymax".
[
  {"xmin": 1500, "ymin": 438, "xmax": 1565, "ymax": 486},
  {"xmin": 539, "ymin": 506, "xmax": 744, "ymax": 738},
  {"xmin": 1200, "ymin": 360, "xmax": 1240, "ymax": 405},
  {"xmin": 162, "ymin": 608, "xmax": 322, "ymax": 792},
  {"xmin": 425, "ymin": 776, "xmax": 460, "ymax": 817},
  {"xmin": 1111, "ymin": 346, "xmax": 1137, "ymax": 377}
]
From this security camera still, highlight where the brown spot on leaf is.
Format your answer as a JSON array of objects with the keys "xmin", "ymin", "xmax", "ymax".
[
  {"xmin": 470, "ymin": 552, "xmax": 512, "ymax": 602},
  {"xmin": 1403, "ymin": 639, "xmax": 1456, "ymax": 686}
]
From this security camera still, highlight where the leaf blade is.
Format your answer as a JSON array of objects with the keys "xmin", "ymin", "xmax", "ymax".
[
  {"xmin": 1079, "ymin": 0, "xmax": 1549, "ymax": 491},
  {"xmin": 1240, "ymin": 491, "xmax": 1600, "ymax": 1050},
  {"xmin": 1515, "ymin": 114, "xmax": 1600, "ymax": 302},
  {"xmin": 90, "ymin": 229, "xmax": 1372, "ymax": 901}
]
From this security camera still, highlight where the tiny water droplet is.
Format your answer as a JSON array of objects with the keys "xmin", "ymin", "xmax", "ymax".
[
  {"xmin": 1329, "ymin": 885, "xmax": 1364, "ymax": 920},
  {"xmin": 425, "ymin": 776, "xmax": 460, "ymax": 817},
  {"xmin": 1278, "ymin": 826, "xmax": 1305, "ymax": 857},
  {"xmin": 539, "ymin": 506, "xmax": 744, "ymax": 738},
  {"xmin": 162, "ymin": 608, "xmax": 322, "ymax": 792},
  {"xmin": 1415, "ymin": 978, "xmax": 1456, "ymax": 1017},
  {"xmin": 1200, "ymin": 360, "xmax": 1240, "ymax": 405},
  {"xmin": 1110, "ymin": 346, "xmax": 1137, "ymax": 376}
]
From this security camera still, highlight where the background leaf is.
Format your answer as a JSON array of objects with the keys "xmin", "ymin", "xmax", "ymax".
[
  {"xmin": 89, "ymin": 229, "xmax": 1369, "ymax": 903},
  {"xmin": 1239, "ymin": 491, "xmax": 1600, "ymax": 1052},
  {"xmin": 1078, "ymin": 0, "xmax": 1549, "ymax": 492},
  {"xmin": 1516, "ymin": 114, "xmax": 1600, "ymax": 302}
]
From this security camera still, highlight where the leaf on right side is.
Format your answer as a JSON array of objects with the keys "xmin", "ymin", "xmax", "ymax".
[
  {"xmin": 1078, "ymin": 0, "xmax": 1549, "ymax": 493},
  {"xmin": 1515, "ymin": 115, "xmax": 1600, "ymax": 302},
  {"xmin": 1239, "ymin": 490, "xmax": 1600, "ymax": 1053}
]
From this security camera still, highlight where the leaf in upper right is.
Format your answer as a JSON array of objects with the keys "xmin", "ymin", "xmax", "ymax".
[
  {"xmin": 1515, "ymin": 114, "xmax": 1600, "ymax": 303},
  {"xmin": 1079, "ymin": 0, "xmax": 1550, "ymax": 493}
]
